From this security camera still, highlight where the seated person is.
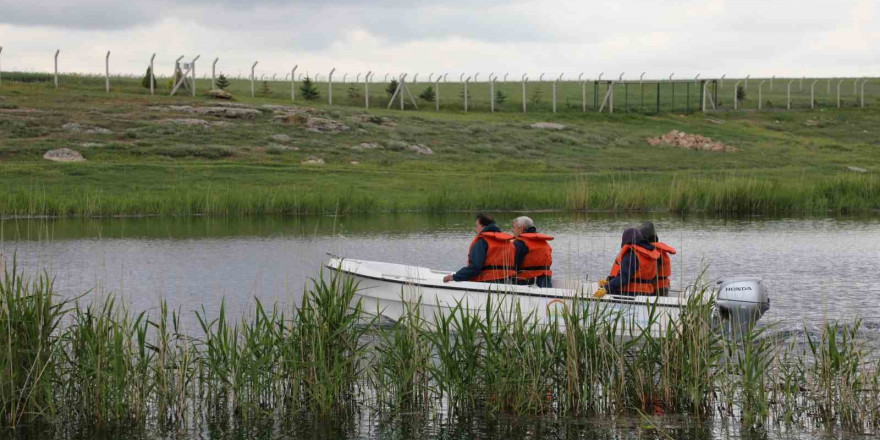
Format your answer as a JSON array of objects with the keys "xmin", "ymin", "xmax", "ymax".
[
  {"xmin": 511, "ymin": 216, "xmax": 553, "ymax": 288},
  {"xmin": 443, "ymin": 213, "xmax": 515, "ymax": 283},
  {"xmin": 638, "ymin": 221, "xmax": 677, "ymax": 296},
  {"xmin": 606, "ymin": 228, "xmax": 660, "ymax": 296}
]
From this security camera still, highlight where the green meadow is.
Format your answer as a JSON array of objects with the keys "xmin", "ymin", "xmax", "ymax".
[{"xmin": 1, "ymin": 73, "xmax": 878, "ymax": 217}]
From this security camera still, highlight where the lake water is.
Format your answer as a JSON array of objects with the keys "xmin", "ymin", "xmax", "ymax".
[
  {"xmin": 2, "ymin": 213, "xmax": 880, "ymax": 330},
  {"xmin": 2, "ymin": 212, "xmax": 879, "ymax": 440}
]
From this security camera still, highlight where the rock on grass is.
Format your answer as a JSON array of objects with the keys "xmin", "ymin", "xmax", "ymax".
[
  {"xmin": 647, "ymin": 130, "xmax": 738, "ymax": 152},
  {"xmin": 44, "ymin": 148, "xmax": 86, "ymax": 162},
  {"xmin": 530, "ymin": 122, "xmax": 566, "ymax": 130},
  {"xmin": 301, "ymin": 156, "xmax": 325, "ymax": 165}
]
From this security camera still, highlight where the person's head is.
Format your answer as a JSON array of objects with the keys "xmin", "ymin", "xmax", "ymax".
[
  {"xmin": 511, "ymin": 216, "xmax": 534, "ymax": 237},
  {"xmin": 474, "ymin": 213, "xmax": 495, "ymax": 235},
  {"xmin": 638, "ymin": 221, "xmax": 658, "ymax": 242},
  {"xmin": 620, "ymin": 228, "xmax": 643, "ymax": 247}
]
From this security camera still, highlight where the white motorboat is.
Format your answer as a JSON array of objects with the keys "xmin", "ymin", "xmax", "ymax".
[{"xmin": 326, "ymin": 256, "xmax": 770, "ymax": 335}]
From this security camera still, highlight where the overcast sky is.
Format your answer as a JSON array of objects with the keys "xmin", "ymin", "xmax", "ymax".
[{"xmin": 0, "ymin": 0, "xmax": 877, "ymax": 80}]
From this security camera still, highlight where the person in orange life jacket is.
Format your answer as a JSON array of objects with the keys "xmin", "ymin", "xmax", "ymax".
[
  {"xmin": 605, "ymin": 228, "xmax": 660, "ymax": 296},
  {"xmin": 511, "ymin": 216, "xmax": 553, "ymax": 288},
  {"xmin": 443, "ymin": 213, "xmax": 516, "ymax": 283},
  {"xmin": 638, "ymin": 221, "xmax": 677, "ymax": 296}
]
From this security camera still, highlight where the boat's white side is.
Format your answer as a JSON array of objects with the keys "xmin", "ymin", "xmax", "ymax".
[{"xmin": 326, "ymin": 257, "xmax": 689, "ymax": 335}]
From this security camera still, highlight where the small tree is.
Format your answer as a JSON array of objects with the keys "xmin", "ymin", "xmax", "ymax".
[
  {"xmin": 495, "ymin": 89, "xmax": 508, "ymax": 105},
  {"xmin": 261, "ymin": 80, "xmax": 272, "ymax": 95},
  {"xmin": 347, "ymin": 85, "xmax": 361, "ymax": 100},
  {"xmin": 418, "ymin": 86, "xmax": 436, "ymax": 102},
  {"xmin": 215, "ymin": 73, "xmax": 230, "ymax": 90},
  {"xmin": 300, "ymin": 76, "xmax": 319, "ymax": 101},
  {"xmin": 736, "ymin": 85, "xmax": 746, "ymax": 103},
  {"xmin": 141, "ymin": 67, "xmax": 157, "ymax": 89},
  {"xmin": 386, "ymin": 79, "xmax": 399, "ymax": 97}
]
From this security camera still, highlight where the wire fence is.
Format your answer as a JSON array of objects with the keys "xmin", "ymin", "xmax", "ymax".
[{"xmin": 0, "ymin": 52, "xmax": 876, "ymax": 114}]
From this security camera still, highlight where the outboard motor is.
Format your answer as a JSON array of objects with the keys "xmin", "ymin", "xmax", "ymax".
[{"xmin": 714, "ymin": 277, "xmax": 770, "ymax": 335}]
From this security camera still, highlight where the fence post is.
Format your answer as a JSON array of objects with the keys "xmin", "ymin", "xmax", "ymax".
[
  {"xmin": 190, "ymin": 55, "xmax": 199, "ymax": 96},
  {"xmin": 436, "ymin": 75, "xmax": 441, "ymax": 111},
  {"xmin": 150, "ymin": 53, "xmax": 156, "ymax": 95},
  {"xmin": 733, "ymin": 80, "xmax": 741, "ymax": 110},
  {"xmin": 769, "ymin": 75, "xmax": 774, "ymax": 91},
  {"xmin": 836, "ymin": 79, "xmax": 844, "ymax": 108},
  {"xmin": 786, "ymin": 79, "xmax": 794, "ymax": 109},
  {"xmin": 744, "ymin": 74, "xmax": 749, "ymax": 90},
  {"xmin": 552, "ymin": 73, "xmax": 562, "ymax": 113},
  {"xmin": 758, "ymin": 80, "xmax": 765, "ymax": 109},
  {"xmin": 365, "ymin": 71, "xmax": 372, "ymax": 109},
  {"xmin": 251, "ymin": 61, "xmax": 258, "ymax": 97},
  {"xmin": 54, "ymin": 49, "xmax": 60, "ymax": 88},
  {"xmin": 521, "ymin": 74, "xmax": 528, "ymax": 113},
  {"xmin": 489, "ymin": 75, "xmax": 495, "ymax": 113},
  {"xmin": 211, "ymin": 57, "xmax": 218, "ymax": 90},
  {"xmin": 861, "ymin": 79, "xmax": 866, "ymax": 108},
  {"xmin": 810, "ymin": 79, "xmax": 818, "ymax": 109},
  {"xmin": 291, "ymin": 65, "xmax": 298, "ymax": 102},
  {"xmin": 105, "ymin": 51, "xmax": 111, "ymax": 93},
  {"xmin": 328, "ymin": 68, "xmax": 335, "ymax": 105},
  {"xmin": 581, "ymin": 74, "xmax": 586, "ymax": 112},
  {"xmin": 464, "ymin": 76, "xmax": 470, "ymax": 112}
]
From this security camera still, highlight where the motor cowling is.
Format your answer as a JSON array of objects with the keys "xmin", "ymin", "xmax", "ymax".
[{"xmin": 715, "ymin": 277, "xmax": 770, "ymax": 332}]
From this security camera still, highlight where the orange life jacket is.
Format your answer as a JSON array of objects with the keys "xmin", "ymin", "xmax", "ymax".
[
  {"xmin": 651, "ymin": 241, "xmax": 676, "ymax": 292},
  {"xmin": 608, "ymin": 244, "xmax": 661, "ymax": 295},
  {"xmin": 468, "ymin": 231, "xmax": 516, "ymax": 282},
  {"xmin": 514, "ymin": 233, "xmax": 553, "ymax": 281}
]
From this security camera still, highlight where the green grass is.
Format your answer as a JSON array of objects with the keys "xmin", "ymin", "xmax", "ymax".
[
  {"xmin": 1, "ymin": 75, "xmax": 879, "ymax": 217},
  {"xmin": 3, "ymin": 260, "xmax": 880, "ymax": 434}
]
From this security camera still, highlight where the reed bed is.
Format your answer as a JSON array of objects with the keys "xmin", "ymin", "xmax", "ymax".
[{"xmin": 2, "ymin": 260, "xmax": 880, "ymax": 436}]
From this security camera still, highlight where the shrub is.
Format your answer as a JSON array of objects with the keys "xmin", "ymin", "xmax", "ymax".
[
  {"xmin": 215, "ymin": 74, "xmax": 230, "ymax": 90},
  {"xmin": 495, "ymin": 89, "xmax": 508, "ymax": 105},
  {"xmin": 418, "ymin": 86, "xmax": 436, "ymax": 102},
  {"xmin": 299, "ymin": 76, "xmax": 319, "ymax": 101},
  {"xmin": 141, "ymin": 67, "xmax": 157, "ymax": 89},
  {"xmin": 736, "ymin": 85, "xmax": 746, "ymax": 103},
  {"xmin": 347, "ymin": 85, "xmax": 361, "ymax": 99},
  {"xmin": 386, "ymin": 79, "xmax": 399, "ymax": 97}
]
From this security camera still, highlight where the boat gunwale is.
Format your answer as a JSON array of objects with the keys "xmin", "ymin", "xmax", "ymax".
[{"xmin": 325, "ymin": 259, "xmax": 687, "ymax": 310}]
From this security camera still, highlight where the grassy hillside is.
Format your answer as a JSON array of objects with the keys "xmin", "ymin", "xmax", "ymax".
[{"xmin": 1, "ymin": 75, "xmax": 879, "ymax": 217}]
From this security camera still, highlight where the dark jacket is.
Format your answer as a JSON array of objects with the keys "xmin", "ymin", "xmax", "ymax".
[
  {"xmin": 513, "ymin": 226, "xmax": 552, "ymax": 287},
  {"xmin": 607, "ymin": 240, "xmax": 655, "ymax": 295},
  {"xmin": 452, "ymin": 223, "xmax": 505, "ymax": 282}
]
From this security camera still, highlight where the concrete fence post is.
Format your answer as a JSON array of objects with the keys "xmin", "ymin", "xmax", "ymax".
[
  {"xmin": 733, "ymin": 80, "xmax": 741, "ymax": 110},
  {"xmin": 435, "ymin": 75, "xmax": 441, "ymax": 111},
  {"xmin": 758, "ymin": 80, "xmax": 766, "ymax": 109},
  {"xmin": 290, "ymin": 65, "xmax": 298, "ymax": 101},
  {"xmin": 580, "ymin": 73, "xmax": 586, "ymax": 112},
  {"xmin": 464, "ymin": 76, "xmax": 470, "ymax": 112},
  {"xmin": 552, "ymin": 73, "xmax": 563, "ymax": 113},
  {"xmin": 365, "ymin": 71, "xmax": 372, "ymax": 109},
  {"xmin": 105, "ymin": 51, "xmax": 111, "ymax": 93},
  {"xmin": 328, "ymin": 68, "xmax": 336, "ymax": 105},
  {"xmin": 150, "ymin": 53, "xmax": 156, "ymax": 95},
  {"xmin": 810, "ymin": 79, "xmax": 818, "ymax": 109},
  {"xmin": 787, "ymin": 79, "xmax": 794, "ymax": 109},
  {"xmin": 54, "ymin": 49, "xmax": 60, "ymax": 88},
  {"xmin": 251, "ymin": 61, "xmax": 258, "ymax": 97},
  {"xmin": 190, "ymin": 55, "xmax": 200, "ymax": 96},
  {"xmin": 836, "ymin": 79, "xmax": 844, "ymax": 108},
  {"xmin": 211, "ymin": 57, "xmax": 218, "ymax": 90},
  {"xmin": 521, "ymin": 74, "xmax": 528, "ymax": 113},
  {"xmin": 861, "ymin": 79, "xmax": 866, "ymax": 108}
]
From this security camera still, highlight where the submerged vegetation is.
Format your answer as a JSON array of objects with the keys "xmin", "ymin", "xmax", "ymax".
[{"xmin": 2, "ymin": 261, "xmax": 880, "ymax": 437}]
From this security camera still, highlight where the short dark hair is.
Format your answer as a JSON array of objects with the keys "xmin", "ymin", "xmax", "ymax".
[{"xmin": 475, "ymin": 213, "xmax": 495, "ymax": 227}]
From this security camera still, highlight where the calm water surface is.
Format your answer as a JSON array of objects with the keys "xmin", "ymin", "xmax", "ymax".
[{"xmin": 2, "ymin": 213, "xmax": 879, "ymax": 329}]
